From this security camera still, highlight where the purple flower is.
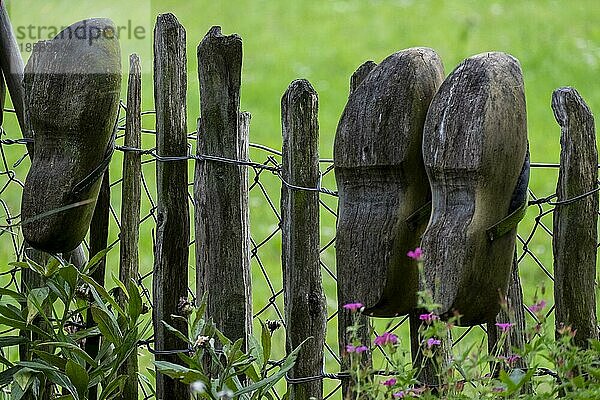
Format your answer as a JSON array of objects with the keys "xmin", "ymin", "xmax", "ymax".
[
  {"xmin": 374, "ymin": 332, "xmax": 399, "ymax": 346},
  {"xmin": 393, "ymin": 391, "xmax": 405, "ymax": 398},
  {"xmin": 528, "ymin": 300, "xmax": 547, "ymax": 314},
  {"xmin": 426, "ymin": 338, "xmax": 441, "ymax": 348},
  {"xmin": 345, "ymin": 344, "xmax": 356, "ymax": 353},
  {"xmin": 355, "ymin": 345, "xmax": 369, "ymax": 353},
  {"xmin": 343, "ymin": 302, "xmax": 363, "ymax": 312},
  {"xmin": 495, "ymin": 322, "xmax": 514, "ymax": 332},
  {"xmin": 407, "ymin": 247, "xmax": 423, "ymax": 261},
  {"xmin": 419, "ymin": 312, "xmax": 439, "ymax": 323},
  {"xmin": 492, "ymin": 386, "xmax": 505, "ymax": 393},
  {"xmin": 382, "ymin": 378, "xmax": 397, "ymax": 387}
]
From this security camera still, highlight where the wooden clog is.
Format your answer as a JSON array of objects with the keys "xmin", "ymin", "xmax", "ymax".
[
  {"xmin": 21, "ymin": 19, "xmax": 121, "ymax": 253},
  {"xmin": 335, "ymin": 48, "xmax": 444, "ymax": 317},
  {"xmin": 421, "ymin": 52, "xmax": 529, "ymax": 326}
]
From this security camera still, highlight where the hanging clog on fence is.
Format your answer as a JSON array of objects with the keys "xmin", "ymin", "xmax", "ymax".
[
  {"xmin": 21, "ymin": 19, "xmax": 122, "ymax": 253},
  {"xmin": 335, "ymin": 48, "xmax": 444, "ymax": 317},
  {"xmin": 421, "ymin": 52, "xmax": 529, "ymax": 326}
]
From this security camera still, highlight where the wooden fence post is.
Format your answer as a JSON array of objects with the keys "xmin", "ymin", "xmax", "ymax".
[
  {"xmin": 281, "ymin": 79, "xmax": 326, "ymax": 400},
  {"xmin": 552, "ymin": 87, "xmax": 598, "ymax": 347},
  {"xmin": 86, "ymin": 171, "xmax": 110, "ymax": 400},
  {"xmin": 196, "ymin": 26, "xmax": 252, "ymax": 348},
  {"xmin": 118, "ymin": 53, "xmax": 142, "ymax": 400},
  {"xmin": 153, "ymin": 13, "xmax": 190, "ymax": 400}
]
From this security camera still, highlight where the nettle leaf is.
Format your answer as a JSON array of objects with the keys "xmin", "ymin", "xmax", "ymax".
[
  {"xmin": 154, "ymin": 361, "xmax": 209, "ymax": 385},
  {"xmin": 26, "ymin": 287, "xmax": 49, "ymax": 325}
]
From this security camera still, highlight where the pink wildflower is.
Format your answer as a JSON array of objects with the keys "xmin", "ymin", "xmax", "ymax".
[
  {"xmin": 419, "ymin": 312, "xmax": 439, "ymax": 323},
  {"xmin": 495, "ymin": 322, "xmax": 514, "ymax": 332},
  {"xmin": 393, "ymin": 391, "xmax": 405, "ymax": 398},
  {"xmin": 407, "ymin": 247, "xmax": 423, "ymax": 261},
  {"xmin": 426, "ymin": 338, "xmax": 441, "ymax": 348},
  {"xmin": 345, "ymin": 344, "xmax": 356, "ymax": 353},
  {"xmin": 382, "ymin": 378, "xmax": 397, "ymax": 387},
  {"xmin": 374, "ymin": 332, "xmax": 398, "ymax": 346},
  {"xmin": 343, "ymin": 302, "xmax": 363, "ymax": 312},
  {"xmin": 528, "ymin": 300, "xmax": 547, "ymax": 314},
  {"xmin": 354, "ymin": 345, "xmax": 368, "ymax": 353},
  {"xmin": 499, "ymin": 354, "xmax": 521, "ymax": 365}
]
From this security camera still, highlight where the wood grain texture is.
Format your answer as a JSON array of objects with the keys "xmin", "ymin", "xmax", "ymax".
[
  {"xmin": 422, "ymin": 52, "xmax": 528, "ymax": 326},
  {"xmin": 119, "ymin": 53, "xmax": 142, "ymax": 400},
  {"xmin": 552, "ymin": 87, "xmax": 599, "ymax": 347},
  {"xmin": 335, "ymin": 49, "xmax": 444, "ymax": 398},
  {"xmin": 335, "ymin": 48, "xmax": 444, "ymax": 317},
  {"xmin": 21, "ymin": 19, "xmax": 121, "ymax": 253},
  {"xmin": 281, "ymin": 79, "xmax": 326, "ymax": 400},
  {"xmin": 152, "ymin": 13, "xmax": 190, "ymax": 400},
  {"xmin": 196, "ymin": 26, "xmax": 252, "ymax": 348},
  {"xmin": 0, "ymin": 3, "xmax": 27, "ymax": 141}
]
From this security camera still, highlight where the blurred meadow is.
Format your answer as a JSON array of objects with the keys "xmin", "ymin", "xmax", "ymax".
[{"xmin": 1, "ymin": 0, "xmax": 600, "ymax": 397}]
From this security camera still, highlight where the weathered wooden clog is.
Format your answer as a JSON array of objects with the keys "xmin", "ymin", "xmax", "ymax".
[
  {"xmin": 21, "ymin": 19, "xmax": 121, "ymax": 253},
  {"xmin": 335, "ymin": 48, "xmax": 444, "ymax": 318},
  {"xmin": 421, "ymin": 52, "xmax": 529, "ymax": 326}
]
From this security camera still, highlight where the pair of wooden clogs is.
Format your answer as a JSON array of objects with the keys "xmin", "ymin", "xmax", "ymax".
[{"xmin": 335, "ymin": 49, "xmax": 529, "ymax": 326}]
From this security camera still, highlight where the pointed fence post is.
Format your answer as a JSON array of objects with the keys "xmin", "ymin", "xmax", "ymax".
[
  {"xmin": 281, "ymin": 79, "xmax": 327, "ymax": 400},
  {"xmin": 153, "ymin": 13, "xmax": 190, "ymax": 400},
  {"xmin": 195, "ymin": 26, "xmax": 252, "ymax": 348},
  {"xmin": 118, "ymin": 53, "xmax": 142, "ymax": 400},
  {"xmin": 552, "ymin": 87, "xmax": 598, "ymax": 347}
]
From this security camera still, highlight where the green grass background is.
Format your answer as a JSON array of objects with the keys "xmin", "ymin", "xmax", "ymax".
[{"xmin": 1, "ymin": 0, "xmax": 600, "ymax": 397}]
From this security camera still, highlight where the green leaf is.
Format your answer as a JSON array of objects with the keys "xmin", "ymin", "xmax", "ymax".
[
  {"xmin": 0, "ymin": 336, "xmax": 27, "ymax": 347},
  {"xmin": 81, "ymin": 275, "xmax": 125, "ymax": 317},
  {"xmin": 111, "ymin": 273, "xmax": 128, "ymax": 301},
  {"xmin": 248, "ymin": 334, "xmax": 264, "ymax": 371},
  {"xmin": 12, "ymin": 368, "xmax": 36, "ymax": 399},
  {"xmin": 234, "ymin": 338, "xmax": 309, "ymax": 396},
  {"xmin": 26, "ymin": 287, "xmax": 49, "ymax": 325},
  {"xmin": 98, "ymin": 375, "xmax": 127, "ymax": 400},
  {"xmin": 0, "ymin": 366, "xmax": 20, "ymax": 386},
  {"xmin": 90, "ymin": 306, "xmax": 123, "ymax": 346},
  {"xmin": 83, "ymin": 245, "xmax": 115, "ymax": 276},
  {"xmin": 0, "ymin": 287, "xmax": 26, "ymax": 302},
  {"xmin": 127, "ymin": 279, "xmax": 142, "ymax": 323},
  {"xmin": 154, "ymin": 361, "xmax": 209, "ymax": 385},
  {"xmin": 0, "ymin": 304, "xmax": 25, "ymax": 321},
  {"xmin": 65, "ymin": 361, "xmax": 89, "ymax": 398},
  {"xmin": 59, "ymin": 265, "xmax": 79, "ymax": 294},
  {"xmin": 161, "ymin": 320, "xmax": 191, "ymax": 345},
  {"xmin": 44, "ymin": 257, "xmax": 61, "ymax": 277},
  {"xmin": 0, "ymin": 315, "xmax": 50, "ymax": 338},
  {"xmin": 45, "ymin": 369, "xmax": 80, "ymax": 400},
  {"xmin": 31, "ymin": 349, "xmax": 67, "ymax": 371},
  {"xmin": 261, "ymin": 320, "xmax": 272, "ymax": 371}
]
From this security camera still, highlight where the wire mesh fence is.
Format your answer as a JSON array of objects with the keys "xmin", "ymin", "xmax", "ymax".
[{"xmin": 0, "ymin": 101, "xmax": 597, "ymax": 399}]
